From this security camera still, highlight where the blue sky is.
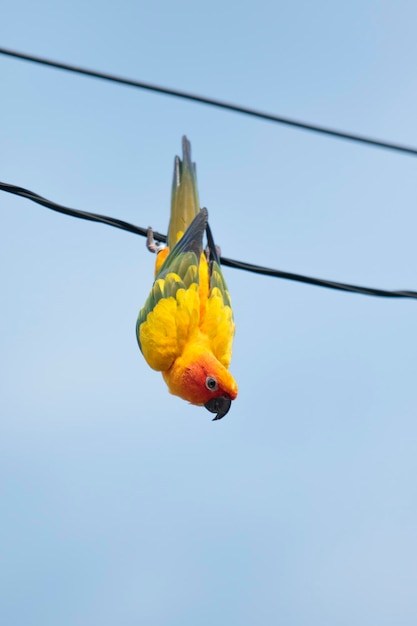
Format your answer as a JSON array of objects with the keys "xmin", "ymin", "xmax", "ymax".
[{"xmin": 1, "ymin": 2, "xmax": 417, "ymax": 625}]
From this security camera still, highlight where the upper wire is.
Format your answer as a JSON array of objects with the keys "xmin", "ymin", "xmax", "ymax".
[
  {"xmin": 1, "ymin": 181, "xmax": 416, "ymax": 300},
  {"xmin": 1, "ymin": 46, "xmax": 417, "ymax": 157}
]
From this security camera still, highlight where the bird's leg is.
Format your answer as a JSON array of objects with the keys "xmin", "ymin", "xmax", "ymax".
[
  {"xmin": 205, "ymin": 244, "xmax": 221, "ymax": 262},
  {"xmin": 146, "ymin": 227, "xmax": 163, "ymax": 254}
]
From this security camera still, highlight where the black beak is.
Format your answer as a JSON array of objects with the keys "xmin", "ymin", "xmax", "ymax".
[{"xmin": 204, "ymin": 395, "xmax": 232, "ymax": 421}]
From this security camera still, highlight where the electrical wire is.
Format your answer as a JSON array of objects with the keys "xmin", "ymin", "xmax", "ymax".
[
  {"xmin": 1, "ymin": 46, "xmax": 417, "ymax": 158},
  {"xmin": 1, "ymin": 181, "xmax": 416, "ymax": 300},
  {"xmin": 0, "ymin": 182, "xmax": 166, "ymax": 241}
]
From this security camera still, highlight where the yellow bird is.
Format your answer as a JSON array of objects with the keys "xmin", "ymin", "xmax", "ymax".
[{"xmin": 136, "ymin": 137, "xmax": 238, "ymax": 420}]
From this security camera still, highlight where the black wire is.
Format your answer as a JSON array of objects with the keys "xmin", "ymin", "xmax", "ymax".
[
  {"xmin": 1, "ymin": 46, "xmax": 417, "ymax": 157},
  {"xmin": 1, "ymin": 181, "xmax": 416, "ymax": 300},
  {"xmin": 0, "ymin": 183, "xmax": 167, "ymax": 242},
  {"xmin": 220, "ymin": 257, "xmax": 417, "ymax": 299}
]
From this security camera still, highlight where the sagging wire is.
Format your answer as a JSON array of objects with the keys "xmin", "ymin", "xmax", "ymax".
[
  {"xmin": 1, "ymin": 46, "xmax": 417, "ymax": 157},
  {"xmin": 1, "ymin": 181, "xmax": 416, "ymax": 300}
]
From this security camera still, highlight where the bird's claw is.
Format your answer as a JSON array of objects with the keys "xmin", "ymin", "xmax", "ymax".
[
  {"xmin": 146, "ymin": 227, "xmax": 163, "ymax": 253},
  {"xmin": 205, "ymin": 243, "xmax": 221, "ymax": 262}
]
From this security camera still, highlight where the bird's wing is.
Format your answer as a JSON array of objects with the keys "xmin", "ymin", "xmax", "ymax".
[
  {"xmin": 137, "ymin": 209, "xmax": 208, "ymax": 371},
  {"xmin": 201, "ymin": 222, "xmax": 235, "ymax": 369}
]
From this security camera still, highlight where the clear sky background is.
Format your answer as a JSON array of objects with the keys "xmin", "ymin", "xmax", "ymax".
[{"xmin": 1, "ymin": 2, "xmax": 417, "ymax": 625}]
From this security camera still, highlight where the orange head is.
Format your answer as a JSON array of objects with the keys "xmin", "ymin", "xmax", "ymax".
[{"xmin": 163, "ymin": 349, "xmax": 238, "ymax": 421}]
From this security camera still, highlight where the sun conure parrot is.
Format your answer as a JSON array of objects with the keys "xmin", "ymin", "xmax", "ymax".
[{"xmin": 136, "ymin": 136, "xmax": 238, "ymax": 420}]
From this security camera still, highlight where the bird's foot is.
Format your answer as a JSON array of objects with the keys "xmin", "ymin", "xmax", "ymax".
[
  {"xmin": 146, "ymin": 227, "xmax": 163, "ymax": 253},
  {"xmin": 205, "ymin": 244, "xmax": 221, "ymax": 262}
]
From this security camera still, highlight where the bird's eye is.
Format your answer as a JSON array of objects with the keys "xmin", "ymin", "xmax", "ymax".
[{"xmin": 205, "ymin": 376, "xmax": 218, "ymax": 391}]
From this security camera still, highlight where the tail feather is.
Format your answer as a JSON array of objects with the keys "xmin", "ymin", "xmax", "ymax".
[{"xmin": 168, "ymin": 136, "xmax": 200, "ymax": 249}]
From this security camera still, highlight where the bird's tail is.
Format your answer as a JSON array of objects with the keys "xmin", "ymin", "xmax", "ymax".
[{"xmin": 167, "ymin": 136, "xmax": 200, "ymax": 250}]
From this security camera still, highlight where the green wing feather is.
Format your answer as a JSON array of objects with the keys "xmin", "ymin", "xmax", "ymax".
[{"xmin": 209, "ymin": 260, "xmax": 233, "ymax": 309}]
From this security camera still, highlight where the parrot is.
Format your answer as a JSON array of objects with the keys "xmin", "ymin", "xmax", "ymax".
[{"xmin": 136, "ymin": 136, "xmax": 238, "ymax": 420}]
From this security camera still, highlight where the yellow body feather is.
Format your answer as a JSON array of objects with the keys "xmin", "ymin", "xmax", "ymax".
[{"xmin": 139, "ymin": 254, "xmax": 234, "ymax": 373}]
